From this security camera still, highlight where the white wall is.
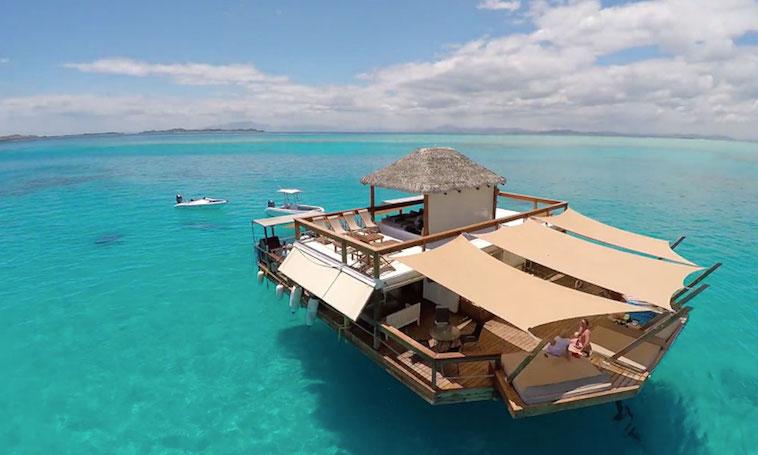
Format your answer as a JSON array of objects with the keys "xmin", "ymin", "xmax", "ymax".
[
  {"xmin": 427, "ymin": 186, "xmax": 495, "ymax": 234},
  {"xmin": 423, "ymin": 279, "xmax": 460, "ymax": 313}
]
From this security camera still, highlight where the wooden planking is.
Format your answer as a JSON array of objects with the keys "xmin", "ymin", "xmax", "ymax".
[
  {"xmin": 484, "ymin": 319, "xmax": 540, "ymax": 352},
  {"xmin": 396, "ymin": 351, "xmax": 464, "ymax": 390},
  {"xmin": 263, "ymin": 263, "xmax": 658, "ymax": 415}
]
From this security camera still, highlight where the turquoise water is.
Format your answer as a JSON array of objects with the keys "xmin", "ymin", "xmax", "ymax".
[{"xmin": 1, "ymin": 133, "xmax": 755, "ymax": 454}]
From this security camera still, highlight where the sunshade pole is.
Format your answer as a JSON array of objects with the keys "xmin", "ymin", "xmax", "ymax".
[
  {"xmin": 670, "ymin": 235, "xmax": 686, "ymax": 249},
  {"xmin": 673, "ymin": 284, "xmax": 709, "ymax": 307},
  {"xmin": 671, "ymin": 262, "xmax": 721, "ymax": 300},
  {"xmin": 686, "ymin": 262, "xmax": 722, "ymax": 288},
  {"xmin": 507, "ymin": 338, "xmax": 549, "ymax": 384},
  {"xmin": 610, "ymin": 306, "xmax": 689, "ymax": 360}
]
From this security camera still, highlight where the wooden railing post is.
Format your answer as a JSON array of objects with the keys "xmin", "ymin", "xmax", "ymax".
[
  {"xmin": 372, "ymin": 252, "xmax": 380, "ymax": 278},
  {"xmin": 431, "ymin": 360, "xmax": 438, "ymax": 388},
  {"xmin": 341, "ymin": 239, "xmax": 347, "ymax": 263},
  {"xmin": 372, "ymin": 292, "xmax": 383, "ymax": 349},
  {"xmin": 369, "ymin": 185, "xmax": 375, "ymax": 218}
]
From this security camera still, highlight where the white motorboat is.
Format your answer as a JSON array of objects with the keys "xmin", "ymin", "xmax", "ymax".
[
  {"xmin": 175, "ymin": 195, "xmax": 228, "ymax": 207},
  {"xmin": 265, "ymin": 189, "xmax": 324, "ymax": 216}
]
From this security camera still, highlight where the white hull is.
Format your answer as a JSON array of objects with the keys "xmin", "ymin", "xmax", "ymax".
[
  {"xmin": 175, "ymin": 197, "xmax": 228, "ymax": 208},
  {"xmin": 265, "ymin": 205, "xmax": 324, "ymax": 217}
]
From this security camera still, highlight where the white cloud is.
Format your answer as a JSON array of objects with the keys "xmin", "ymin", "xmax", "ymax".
[
  {"xmin": 0, "ymin": 58, "xmax": 9, "ymax": 64},
  {"xmin": 477, "ymin": 0, "xmax": 520, "ymax": 12},
  {"xmin": 5, "ymin": 0, "xmax": 758, "ymax": 139},
  {"xmin": 63, "ymin": 58, "xmax": 287, "ymax": 86}
]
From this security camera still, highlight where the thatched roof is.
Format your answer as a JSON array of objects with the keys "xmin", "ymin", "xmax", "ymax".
[{"xmin": 360, "ymin": 147, "xmax": 505, "ymax": 193}]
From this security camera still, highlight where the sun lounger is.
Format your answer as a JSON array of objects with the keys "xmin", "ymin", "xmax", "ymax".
[
  {"xmin": 501, "ymin": 352, "xmax": 612, "ymax": 405},
  {"xmin": 590, "ymin": 326, "xmax": 663, "ymax": 372},
  {"xmin": 327, "ymin": 215, "xmax": 348, "ymax": 235},
  {"xmin": 357, "ymin": 209, "xmax": 380, "ymax": 233},
  {"xmin": 311, "ymin": 216, "xmax": 332, "ymax": 244},
  {"xmin": 342, "ymin": 211, "xmax": 364, "ymax": 232}
]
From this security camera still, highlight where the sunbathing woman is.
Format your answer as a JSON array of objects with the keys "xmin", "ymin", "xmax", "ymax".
[
  {"xmin": 545, "ymin": 330, "xmax": 571, "ymax": 360},
  {"xmin": 568, "ymin": 319, "xmax": 592, "ymax": 358}
]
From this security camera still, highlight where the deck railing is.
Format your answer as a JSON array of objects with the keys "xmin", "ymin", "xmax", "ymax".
[
  {"xmin": 293, "ymin": 191, "xmax": 568, "ymax": 277},
  {"xmin": 379, "ymin": 324, "xmax": 502, "ymax": 390}
]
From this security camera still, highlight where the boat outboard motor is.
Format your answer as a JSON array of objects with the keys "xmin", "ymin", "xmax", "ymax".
[
  {"xmin": 176, "ymin": 194, "xmax": 183, "ymax": 203},
  {"xmin": 267, "ymin": 200, "xmax": 275, "ymax": 208}
]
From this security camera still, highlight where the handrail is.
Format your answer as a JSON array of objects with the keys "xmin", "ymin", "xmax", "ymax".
[
  {"xmin": 293, "ymin": 192, "xmax": 568, "ymax": 271},
  {"xmin": 374, "ymin": 201, "xmax": 567, "ymax": 255},
  {"xmin": 380, "ymin": 324, "xmax": 501, "ymax": 363},
  {"xmin": 498, "ymin": 191, "xmax": 564, "ymax": 205}
]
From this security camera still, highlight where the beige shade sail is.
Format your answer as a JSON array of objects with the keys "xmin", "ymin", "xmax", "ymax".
[
  {"xmin": 479, "ymin": 220, "xmax": 702, "ymax": 311},
  {"xmin": 278, "ymin": 245, "xmax": 375, "ymax": 321},
  {"xmin": 395, "ymin": 236, "xmax": 646, "ymax": 332},
  {"xmin": 537, "ymin": 209, "xmax": 696, "ymax": 266}
]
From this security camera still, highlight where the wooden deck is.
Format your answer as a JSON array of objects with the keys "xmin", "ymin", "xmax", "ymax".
[
  {"xmin": 259, "ymin": 265, "xmax": 682, "ymax": 417},
  {"xmin": 373, "ymin": 305, "xmax": 661, "ymax": 415}
]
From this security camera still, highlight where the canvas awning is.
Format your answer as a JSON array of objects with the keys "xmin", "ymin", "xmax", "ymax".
[
  {"xmin": 478, "ymin": 220, "xmax": 702, "ymax": 311},
  {"xmin": 253, "ymin": 210, "xmax": 323, "ymax": 228},
  {"xmin": 278, "ymin": 245, "xmax": 375, "ymax": 320},
  {"xmin": 395, "ymin": 236, "xmax": 646, "ymax": 332},
  {"xmin": 537, "ymin": 209, "xmax": 695, "ymax": 266}
]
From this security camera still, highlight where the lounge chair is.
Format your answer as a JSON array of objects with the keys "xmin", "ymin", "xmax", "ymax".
[
  {"xmin": 327, "ymin": 215, "xmax": 348, "ymax": 235},
  {"xmin": 342, "ymin": 211, "xmax": 364, "ymax": 232},
  {"xmin": 357, "ymin": 209, "xmax": 380, "ymax": 233},
  {"xmin": 501, "ymin": 351, "xmax": 612, "ymax": 404},
  {"xmin": 325, "ymin": 215, "xmax": 359, "ymax": 257},
  {"xmin": 311, "ymin": 216, "xmax": 332, "ymax": 244}
]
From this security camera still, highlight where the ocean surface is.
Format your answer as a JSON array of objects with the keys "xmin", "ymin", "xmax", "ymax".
[{"xmin": 0, "ymin": 133, "xmax": 755, "ymax": 454}]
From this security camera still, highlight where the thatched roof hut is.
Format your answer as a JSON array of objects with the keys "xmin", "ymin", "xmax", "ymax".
[{"xmin": 360, "ymin": 147, "xmax": 505, "ymax": 193}]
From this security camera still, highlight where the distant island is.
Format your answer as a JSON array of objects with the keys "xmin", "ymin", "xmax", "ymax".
[
  {"xmin": 0, "ymin": 126, "xmax": 739, "ymax": 144},
  {"xmin": 0, "ymin": 127, "xmax": 265, "ymax": 143}
]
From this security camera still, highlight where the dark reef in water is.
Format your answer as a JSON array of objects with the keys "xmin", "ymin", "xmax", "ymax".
[{"xmin": 94, "ymin": 234, "xmax": 123, "ymax": 246}]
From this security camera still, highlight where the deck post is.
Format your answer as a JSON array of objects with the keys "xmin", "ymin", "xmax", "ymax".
[
  {"xmin": 372, "ymin": 252, "xmax": 381, "ymax": 278},
  {"xmin": 341, "ymin": 240, "xmax": 347, "ymax": 263},
  {"xmin": 431, "ymin": 360, "xmax": 438, "ymax": 388},
  {"xmin": 373, "ymin": 292, "xmax": 384, "ymax": 349},
  {"xmin": 611, "ymin": 307, "xmax": 689, "ymax": 360},
  {"xmin": 491, "ymin": 185, "xmax": 498, "ymax": 219},
  {"xmin": 369, "ymin": 185, "xmax": 375, "ymax": 218},
  {"xmin": 670, "ymin": 235, "xmax": 686, "ymax": 249},
  {"xmin": 294, "ymin": 221, "xmax": 301, "ymax": 240},
  {"xmin": 507, "ymin": 338, "xmax": 549, "ymax": 384},
  {"xmin": 422, "ymin": 194, "xmax": 429, "ymax": 236}
]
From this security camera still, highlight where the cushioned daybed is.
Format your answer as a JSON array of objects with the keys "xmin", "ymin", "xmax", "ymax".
[
  {"xmin": 501, "ymin": 352, "xmax": 612, "ymax": 405},
  {"xmin": 590, "ymin": 326, "xmax": 664, "ymax": 372}
]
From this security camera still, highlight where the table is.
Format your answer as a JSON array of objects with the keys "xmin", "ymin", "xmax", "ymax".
[
  {"xmin": 350, "ymin": 231, "xmax": 384, "ymax": 243},
  {"xmin": 429, "ymin": 324, "xmax": 461, "ymax": 353}
]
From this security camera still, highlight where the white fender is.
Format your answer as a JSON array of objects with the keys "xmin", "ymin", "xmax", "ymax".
[
  {"xmin": 275, "ymin": 284, "xmax": 285, "ymax": 300},
  {"xmin": 289, "ymin": 286, "xmax": 302, "ymax": 314},
  {"xmin": 257, "ymin": 270, "xmax": 265, "ymax": 284},
  {"xmin": 306, "ymin": 298, "xmax": 319, "ymax": 327}
]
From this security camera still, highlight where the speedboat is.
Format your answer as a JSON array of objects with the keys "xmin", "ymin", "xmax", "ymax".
[
  {"xmin": 175, "ymin": 196, "xmax": 228, "ymax": 207},
  {"xmin": 265, "ymin": 189, "xmax": 324, "ymax": 216}
]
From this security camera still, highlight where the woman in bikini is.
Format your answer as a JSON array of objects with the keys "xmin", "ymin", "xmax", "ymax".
[{"xmin": 568, "ymin": 318, "xmax": 592, "ymax": 358}]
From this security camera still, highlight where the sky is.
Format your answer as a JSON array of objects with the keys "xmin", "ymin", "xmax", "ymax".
[{"xmin": 1, "ymin": 0, "xmax": 757, "ymax": 139}]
